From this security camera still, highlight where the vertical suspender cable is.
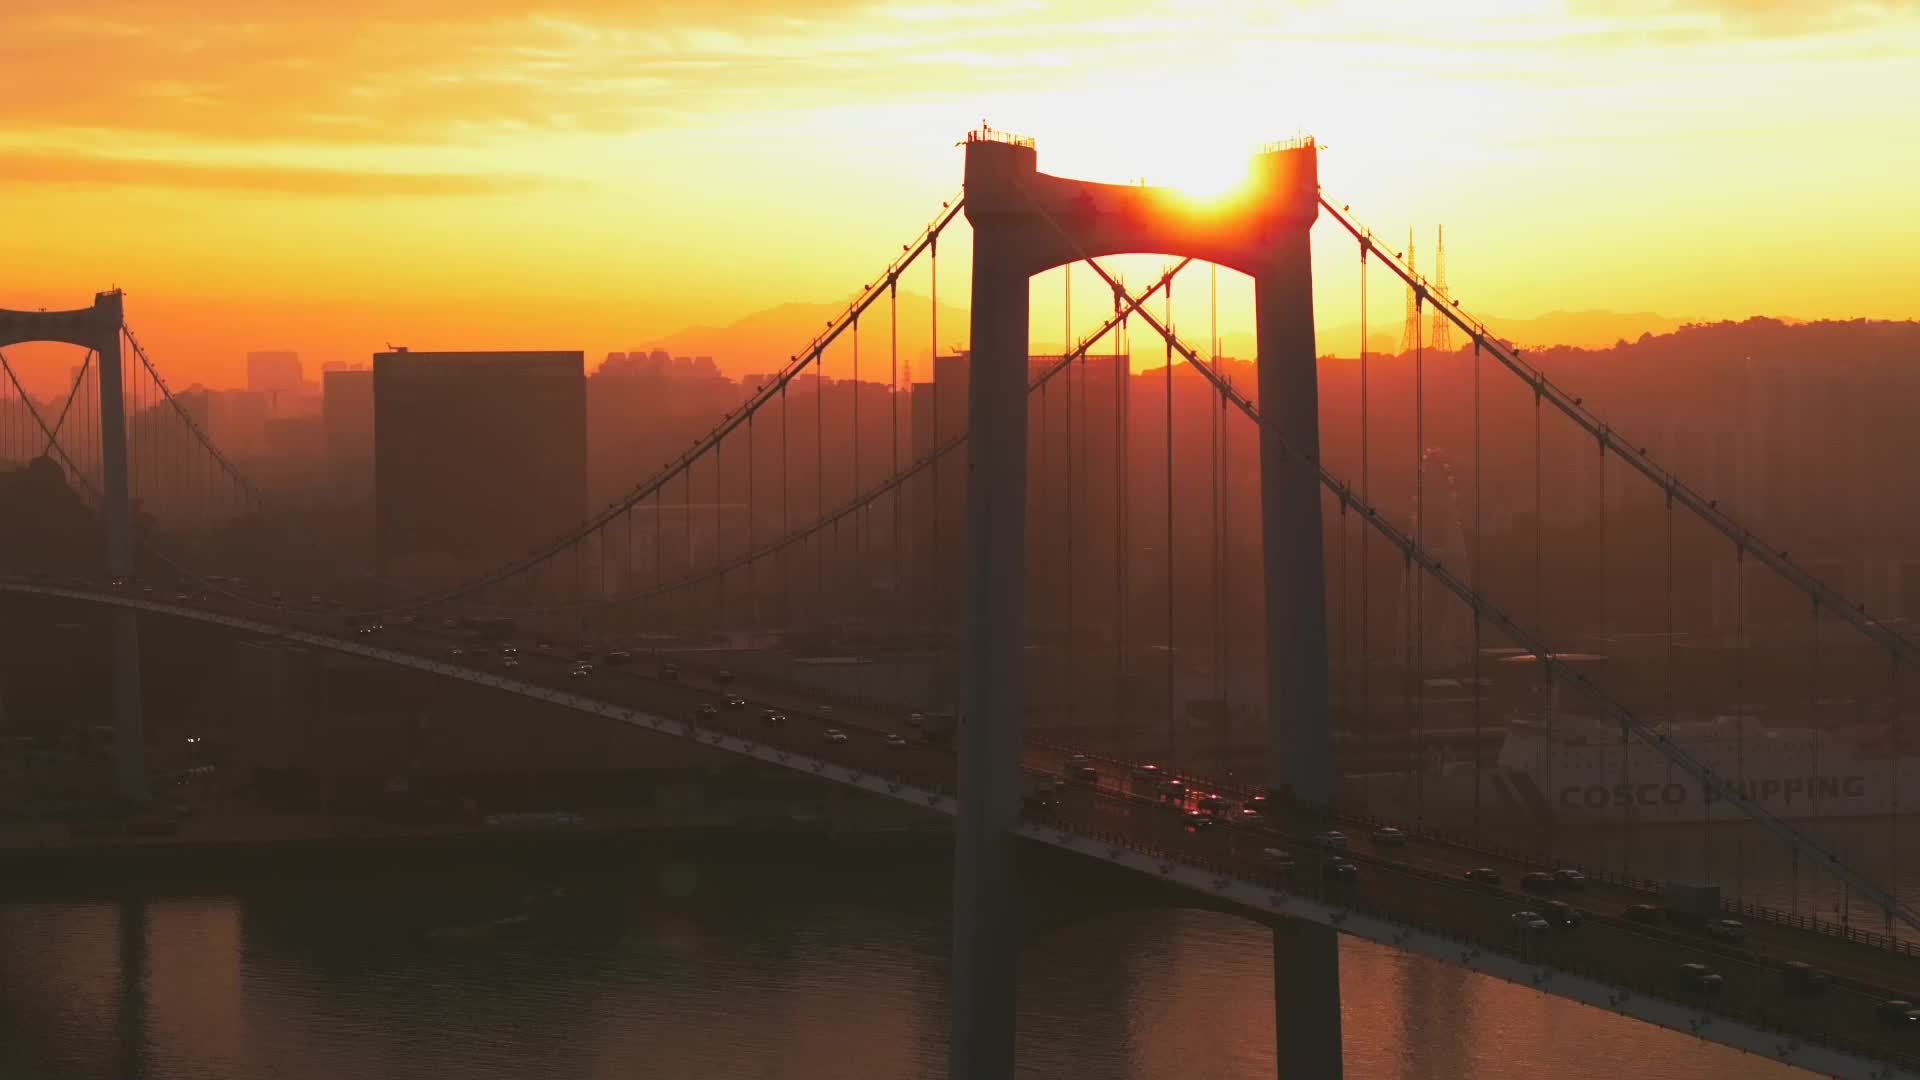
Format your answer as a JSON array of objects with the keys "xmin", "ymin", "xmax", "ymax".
[
  {"xmin": 1735, "ymin": 542, "xmax": 1748, "ymax": 901},
  {"xmin": 780, "ymin": 382, "xmax": 790, "ymax": 627},
  {"xmin": 1066, "ymin": 267, "xmax": 1077, "ymax": 731},
  {"xmin": 747, "ymin": 412, "xmax": 756, "ymax": 625},
  {"xmin": 685, "ymin": 465, "xmax": 694, "ymax": 624},
  {"xmin": 1414, "ymin": 291, "xmax": 1426, "ymax": 823},
  {"xmin": 1165, "ymin": 275, "xmax": 1176, "ymax": 768},
  {"xmin": 931, "ymin": 239, "xmax": 943, "ymax": 633},
  {"xmin": 1116, "ymin": 297, "xmax": 1130, "ymax": 744},
  {"xmin": 1212, "ymin": 262, "xmax": 1226, "ymax": 776},
  {"xmin": 1472, "ymin": 339, "xmax": 1484, "ymax": 846},
  {"xmin": 891, "ymin": 278, "xmax": 901, "ymax": 698},
  {"xmin": 1220, "ymin": 309, "xmax": 1232, "ymax": 783},
  {"xmin": 1889, "ymin": 650, "xmax": 1902, "ymax": 930},
  {"xmin": 815, "ymin": 347, "xmax": 825, "ymax": 620},
  {"xmin": 1359, "ymin": 248, "xmax": 1373, "ymax": 760},
  {"xmin": 1535, "ymin": 387, "xmax": 1549, "ymax": 852},
  {"xmin": 854, "ymin": 313, "xmax": 862, "ymax": 618},
  {"xmin": 1801, "ymin": 594, "xmax": 1820, "ymax": 914}
]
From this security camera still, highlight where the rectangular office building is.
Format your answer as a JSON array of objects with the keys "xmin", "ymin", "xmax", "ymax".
[{"xmin": 374, "ymin": 350, "xmax": 587, "ymax": 583}]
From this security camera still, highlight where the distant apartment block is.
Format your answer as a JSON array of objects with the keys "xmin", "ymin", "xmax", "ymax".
[{"xmin": 373, "ymin": 350, "xmax": 587, "ymax": 584}]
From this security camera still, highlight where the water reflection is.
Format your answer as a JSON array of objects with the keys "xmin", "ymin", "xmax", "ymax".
[{"xmin": 0, "ymin": 847, "xmax": 1804, "ymax": 1080}]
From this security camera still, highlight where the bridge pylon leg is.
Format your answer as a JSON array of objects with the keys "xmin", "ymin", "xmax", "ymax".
[
  {"xmin": 94, "ymin": 292, "xmax": 148, "ymax": 807},
  {"xmin": 1255, "ymin": 232, "xmax": 1342, "ymax": 1078},
  {"xmin": 950, "ymin": 221, "xmax": 1030, "ymax": 1078}
]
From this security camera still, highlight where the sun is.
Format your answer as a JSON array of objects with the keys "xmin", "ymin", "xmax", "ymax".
[{"xmin": 1157, "ymin": 150, "xmax": 1258, "ymax": 201}]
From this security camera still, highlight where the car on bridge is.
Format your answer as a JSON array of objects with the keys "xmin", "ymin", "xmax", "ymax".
[
  {"xmin": 1625, "ymin": 903, "xmax": 1662, "ymax": 924},
  {"xmin": 1130, "ymin": 763, "xmax": 1162, "ymax": 785},
  {"xmin": 1782, "ymin": 961, "xmax": 1829, "ymax": 997},
  {"xmin": 1520, "ymin": 871, "xmax": 1556, "ymax": 894},
  {"xmin": 1260, "ymin": 848, "xmax": 1296, "ymax": 872},
  {"xmin": 697, "ymin": 704, "xmax": 718, "ymax": 719},
  {"xmin": 1321, "ymin": 857, "xmax": 1358, "ymax": 882},
  {"xmin": 1181, "ymin": 809, "xmax": 1214, "ymax": 832},
  {"xmin": 1706, "ymin": 918, "xmax": 1747, "ymax": 944},
  {"xmin": 1552, "ymin": 868, "xmax": 1587, "ymax": 889},
  {"xmin": 1068, "ymin": 764, "xmax": 1098, "ymax": 785},
  {"xmin": 885, "ymin": 734, "xmax": 908, "ymax": 749},
  {"xmin": 761, "ymin": 710, "xmax": 786, "ymax": 727},
  {"xmin": 823, "ymin": 729, "xmax": 848, "ymax": 744},
  {"xmin": 1677, "ymin": 963, "xmax": 1724, "ymax": 994},
  {"xmin": 1314, "ymin": 830, "xmax": 1349, "ymax": 852},
  {"xmin": 1370, "ymin": 826, "xmax": 1406, "ymax": 847},
  {"xmin": 567, "ymin": 664, "xmax": 592, "ymax": 679},
  {"xmin": 660, "ymin": 663, "xmax": 679, "ymax": 681},
  {"xmin": 1541, "ymin": 901, "xmax": 1582, "ymax": 930},
  {"xmin": 1466, "ymin": 867, "xmax": 1502, "ymax": 888},
  {"xmin": 1511, "ymin": 910, "xmax": 1550, "ymax": 933},
  {"xmin": 724, "ymin": 696, "xmax": 746, "ymax": 710},
  {"xmin": 605, "ymin": 650, "xmax": 631, "ymax": 665},
  {"xmin": 715, "ymin": 669, "xmax": 736, "ymax": 685},
  {"xmin": 1877, "ymin": 999, "xmax": 1920, "ymax": 1026}
]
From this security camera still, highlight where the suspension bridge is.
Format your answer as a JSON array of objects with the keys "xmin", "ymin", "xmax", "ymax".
[{"xmin": 4, "ymin": 130, "xmax": 1919, "ymax": 1079}]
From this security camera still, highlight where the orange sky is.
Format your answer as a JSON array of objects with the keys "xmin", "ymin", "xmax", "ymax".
[{"xmin": 3, "ymin": 0, "xmax": 1917, "ymax": 392}]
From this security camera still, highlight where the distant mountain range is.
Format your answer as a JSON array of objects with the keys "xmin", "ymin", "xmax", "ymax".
[
  {"xmin": 1313, "ymin": 309, "xmax": 1692, "ymax": 357},
  {"xmin": 641, "ymin": 292, "xmax": 970, "ymax": 381},
  {"xmin": 641, "ymin": 299, "xmax": 1694, "ymax": 375}
]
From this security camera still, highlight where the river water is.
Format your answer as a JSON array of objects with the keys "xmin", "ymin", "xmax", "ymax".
[{"xmin": 0, "ymin": 839, "xmax": 1799, "ymax": 1080}]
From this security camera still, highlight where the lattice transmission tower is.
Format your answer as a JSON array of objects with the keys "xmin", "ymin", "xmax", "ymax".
[
  {"xmin": 1430, "ymin": 225, "xmax": 1454, "ymax": 351},
  {"xmin": 1399, "ymin": 228, "xmax": 1420, "ymax": 355},
  {"xmin": 1402, "ymin": 226, "xmax": 1456, "ymax": 353}
]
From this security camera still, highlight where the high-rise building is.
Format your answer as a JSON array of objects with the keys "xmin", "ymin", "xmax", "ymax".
[
  {"xmin": 247, "ymin": 350, "xmax": 303, "ymax": 414},
  {"xmin": 323, "ymin": 369, "xmax": 374, "ymax": 498},
  {"xmin": 373, "ymin": 350, "xmax": 586, "ymax": 585}
]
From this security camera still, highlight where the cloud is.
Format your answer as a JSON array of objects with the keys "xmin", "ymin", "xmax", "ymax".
[
  {"xmin": 1570, "ymin": 0, "xmax": 1920, "ymax": 35},
  {"xmin": 0, "ymin": 150, "xmax": 553, "ymax": 196},
  {"xmin": 0, "ymin": 2, "xmax": 896, "ymax": 146}
]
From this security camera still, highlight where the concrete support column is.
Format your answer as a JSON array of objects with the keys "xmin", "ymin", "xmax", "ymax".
[
  {"xmin": 1255, "ymin": 232, "xmax": 1341, "ymax": 1079},
  {"xmin": 94, "ymin": 292, "xmax": 148, "ymax": 806},
  {"xmin": 1273, "ymin": 918, "xmax": 1343, "ymax": 1078},
  {"xmin": 950, "ymin": 223, "xmax": 1030, "ymax": 1080}
]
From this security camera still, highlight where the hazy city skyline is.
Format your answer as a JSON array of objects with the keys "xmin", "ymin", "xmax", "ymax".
[{"xmin": 3, "ymin": 1, "xmax": 1918, "ymax": 391}]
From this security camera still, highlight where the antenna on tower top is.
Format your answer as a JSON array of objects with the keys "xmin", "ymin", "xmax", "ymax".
[
  {"xmin": 1430, "ymin": 225, "xmax": 1454, "ymax": 352},
  {"xmin": 1400, "ymin": 228, "xmax": 1420, "ymax": 355}
]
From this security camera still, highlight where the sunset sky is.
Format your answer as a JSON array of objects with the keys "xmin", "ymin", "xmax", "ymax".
[{"xmin": 3, "ymin": 0, "xmax": 1917, "ymax": 391}]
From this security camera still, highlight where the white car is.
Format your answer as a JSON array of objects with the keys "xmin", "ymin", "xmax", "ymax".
[
  {"xmin": 884, "ymin": 733, "xmax": 908, "ymax": 749},
  {"xmin": 1511, "ymin": 910, "xmax": 1550, "ymax": 933},
  {"xmin": 1371, "ymin": 826, "xmax": 1407, "ymax": 847},
  {"xmin": 824, "ymin": 729, "xmax": 849, "ymax": 744}
]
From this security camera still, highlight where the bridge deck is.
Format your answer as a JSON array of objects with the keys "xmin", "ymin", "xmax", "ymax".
[{"xmin": 12, "ymin": 582, "xmax": 1920, "ymax": 1077}]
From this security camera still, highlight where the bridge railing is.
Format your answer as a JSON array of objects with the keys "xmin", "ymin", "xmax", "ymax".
[{"xmin": 1046, "ymin": 813, "xmax": 1920, "ymax": 1076}]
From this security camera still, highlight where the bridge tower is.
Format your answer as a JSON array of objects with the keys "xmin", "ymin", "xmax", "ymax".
[
  {"xmin": 0, "ymin": 291, "xmax": 148, "ymax": 805},
  {"xmin": 960, "ymin": 132, "xmax": 1338, "ymax": 1078}
]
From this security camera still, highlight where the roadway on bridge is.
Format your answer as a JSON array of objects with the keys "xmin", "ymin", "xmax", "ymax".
[{"xmin": 25, "ymin": 583, "xmax": 1920, "ymax": 1074}]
